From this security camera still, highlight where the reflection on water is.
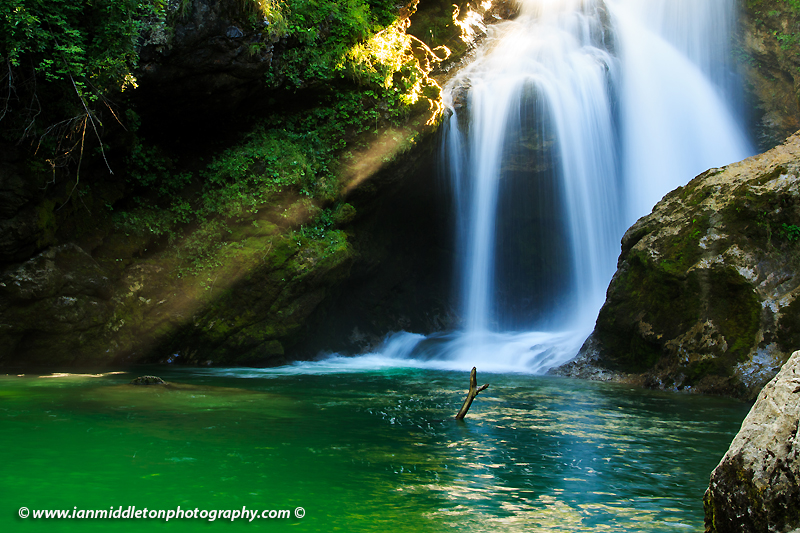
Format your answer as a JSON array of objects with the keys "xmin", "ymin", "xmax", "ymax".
[{"xmin": 1, "ymin": 369, "xmax": 748, "ymax": 532}]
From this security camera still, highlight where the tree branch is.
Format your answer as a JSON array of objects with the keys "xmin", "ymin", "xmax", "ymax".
[{"xmin": 455, "ymin": 367, "xmax": 489, "ymax": 420}]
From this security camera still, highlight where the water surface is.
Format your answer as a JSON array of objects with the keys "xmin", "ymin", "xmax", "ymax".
[{"xmin": 2, "ymin": 367, "xmax": 749, "ymax": 531}]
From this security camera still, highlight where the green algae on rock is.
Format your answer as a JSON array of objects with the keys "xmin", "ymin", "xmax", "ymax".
[{"xmin": 129, "ymin": 375, "xmax": 166, "ymax": 385}]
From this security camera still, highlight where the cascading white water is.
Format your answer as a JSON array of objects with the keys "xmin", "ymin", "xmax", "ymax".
[
  {"xmin": 323, "ymin": 0, "xmax": 754, "ymax": 373},
  {"xmin": 610, "ymin": 0, "xmax": 752, "ymax": 220},
  {"xmin": 452, "ymin": 0, "xmax": 623, "ymax": 332}
]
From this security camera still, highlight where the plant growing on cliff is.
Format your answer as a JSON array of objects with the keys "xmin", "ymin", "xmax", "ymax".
[{"xmin": 779, "ymin": 223, "xmax": 800, "ymax": 241}]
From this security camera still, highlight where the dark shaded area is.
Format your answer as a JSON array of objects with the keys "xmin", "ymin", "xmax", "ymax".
[{"xmin": 290, "ymin": 133, "xmax": 455, "ymax": 357}]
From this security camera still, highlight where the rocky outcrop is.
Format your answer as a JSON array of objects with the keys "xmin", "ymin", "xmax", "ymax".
[
  {"xmin": 704, "ymin": 349, "xmax": 800, "ymax": 533},
  {"xmin": 0, "ymin": 0, "xmax": 521, "ymax": 368},
  {"xmin": 0, "ymin": 244, "xmax": 115, "ymax": 365},
  {"xmin": 739, "ymin": 1, "xmax": 800, "ymax": 149},
  {"xmin": 0, "ymin": 209, "xmax": 359, "ymax": 366},
  {"xmin": 557, "ymin": 132, "xmax": 800, "ymax": 398},
  {"xmin": 130, "ymin": 375, "xmax": 166, "ymax": 385}
]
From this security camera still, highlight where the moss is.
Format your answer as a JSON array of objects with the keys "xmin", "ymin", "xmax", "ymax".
[
  {"xmin": 620, "ymin": 225, "xmax": 652, "ymax": 255},
  {"xmin": 331, "ymin": 203, "xmax": 357, "ymax": 225},
  {"xmin": 596, "ymin": 250, "xmax": 702, "ymax": 372},
  {"xmin": 720, "ymin": 173, "xmax": 800, "ymax": 251},
  {"xmin": 266, "ymin": 237, "xmax": 299, "ymax": 269},
  {"xmin": 707, "ymin": 266, "xmax": 761, "ymax": 361},
  {"xmin": 658, "ymin": 213, "xmax": 709, "ymax": 276}
]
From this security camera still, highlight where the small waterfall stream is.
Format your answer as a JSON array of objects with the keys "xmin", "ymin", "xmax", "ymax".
[{"xmin": 338, "ymin": 0, "xmax": 753, "ymax": 373}]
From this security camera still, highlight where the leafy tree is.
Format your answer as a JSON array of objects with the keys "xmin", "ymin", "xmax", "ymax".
[{"xmin": 1, "ymin": 0, "xmax": 151, "ymax": 173}]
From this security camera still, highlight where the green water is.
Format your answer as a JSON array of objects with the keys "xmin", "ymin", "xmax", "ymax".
[{"xmin": 1, "ymin": 367, "xmax": 749, "ymax": 532}]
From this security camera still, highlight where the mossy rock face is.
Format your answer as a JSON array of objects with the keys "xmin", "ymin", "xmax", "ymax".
[
  {"xmin": 565, "ymin": 132, "xmax": 800, "ymax": 399},
  {"xmin": 738, "ymin": 0, "xmax": 800, "ymax": 149},
  {"xmin": 0, "ymin": 0, "xmax": 513, "ymax": 368},
  {"xmin": 0, "ymin": 244, "xmax": 115, "ymax": 365},
  {"xmin": 0, "ymin": 209, "xmax": 358, "ymax": 367}
]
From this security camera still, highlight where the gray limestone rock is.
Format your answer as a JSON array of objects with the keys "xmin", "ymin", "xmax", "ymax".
[{"xmin": 704, "ymin": 350, "xmax": 800, "ymax": 532}]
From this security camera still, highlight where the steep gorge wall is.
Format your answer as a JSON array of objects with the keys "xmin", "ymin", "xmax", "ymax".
[{"xmin": 0, "ymin": 0, "xmax": 515, "ymax": 367}]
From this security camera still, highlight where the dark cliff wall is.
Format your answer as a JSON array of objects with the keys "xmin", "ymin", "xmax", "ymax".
[
  {"xmin": 739, "ymin": 0, "xmax": 800, "ymax": 148},
  {"xmin": 0, "ymin": 0, "xmax": 513, "ymax": 367},
  {"xmin": 557, "ymin": 132, "xmax": 800, "ymax": 399}
]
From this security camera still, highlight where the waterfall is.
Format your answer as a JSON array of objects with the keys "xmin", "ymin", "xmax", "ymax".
[
  {"xmin": 353, "ymin": 0, "xmax": 753, "ymax": 373},
  {"xmin": 450, "ymin": 0, "xmax": 622, "ymax": 333}
]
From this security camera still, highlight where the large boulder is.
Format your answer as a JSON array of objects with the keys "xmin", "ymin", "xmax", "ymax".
[
  {"xmin": 557, "ymin": 132, "xmax": 800, "ymax": 398},
  {"xmin": 704, "ymin": 349, "xmax": 800, "ymax": 533},
  {"xmin": 0, "ymin": 244, "xmax": 115, "ymax": 365}
]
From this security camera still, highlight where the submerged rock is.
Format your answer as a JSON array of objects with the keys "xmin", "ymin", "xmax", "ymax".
[
  {"xmin": 704, "ymin": 350, "xmax": 800, "ymax": 533},
  {"xmin": 556, "ymin": 132, "xmax": 800, "ymax": 398},
  {"xmin": 130, "ymin": 375, "xmax": 166, "ymax": 385}
]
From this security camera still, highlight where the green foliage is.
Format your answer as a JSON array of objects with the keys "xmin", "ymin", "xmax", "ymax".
[
  {"xmin": 1, "ymin": 0, "xmax": 141, "ymax": 84},
  {"xmin": 0, "ymin": 0, "xmax": 166, "ymax": 181},
  {"xmin": 194, "ymin": 79, "xmax": 417, "ymax": 221},
  {"xmin": 113, "ymin": 206, "xmax": 180, "ymax": 238},
  {"xmin": 176, "ymin": 220, "xmax": 230, "ymax": 277},
  {"xmin": 265, "ymin": 0, "xmax": 400, "ymax": 88},
  {"xmin": 201, "ymin": 110, "xmax": 344, "ymax": 208},
  {"xmin": 299, "ymin": 207, "xmax": 335, "ymax": 240},
  {"xmin": 1, "ymin": 0, "xmax": 149, "ymax": 137},
  {"xmin": 5, "ymin": 0, "xmax": 432, "ymax": 280},
  {"xmin": 127, "ymin": 142, "xmax": 192, "ymax": 197},
  {"xmin": 779, "ymin": 223, "xmax": 800, "ymax": 241},
  {"xmin": 775, "ymin": 30, "xmax": 800, "ymax": 50}
]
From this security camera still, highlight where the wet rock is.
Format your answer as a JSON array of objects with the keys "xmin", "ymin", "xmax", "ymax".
[
  {"xmin": 738, "ymin": 2, "xmax": 800, "ymax": 149},
  {"xmin": 130, "ymin": 375, "xmax": 166, "ymax": 385},
  {"xmin": 556, "ymin": 132, "xmax": 800, "ymax": 398},
  {"xmin": 0, "ymin": 244, "xmax": 115, "ymax": 364},
  {"xmin": 2, "ymin": 244, "xmax": 112, "ymax": 302},
  {"xmin": 704, "ymin": 349, "xmax": 800, "ymax": 533}
]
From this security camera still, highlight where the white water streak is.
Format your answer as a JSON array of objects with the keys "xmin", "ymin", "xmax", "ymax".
[{"xmin": 610, "ymin": 0, "xmax": 751, "ymax": 220}]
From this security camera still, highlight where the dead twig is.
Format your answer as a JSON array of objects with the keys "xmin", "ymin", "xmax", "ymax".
[{"xmin": 455, "ymin": 367, "xmax": 489, "ymax": 420}]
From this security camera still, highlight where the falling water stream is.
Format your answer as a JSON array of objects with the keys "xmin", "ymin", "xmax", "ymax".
[{"xmin": 350, "ymin": 0, "xmax": 752, "ymax": 372}]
